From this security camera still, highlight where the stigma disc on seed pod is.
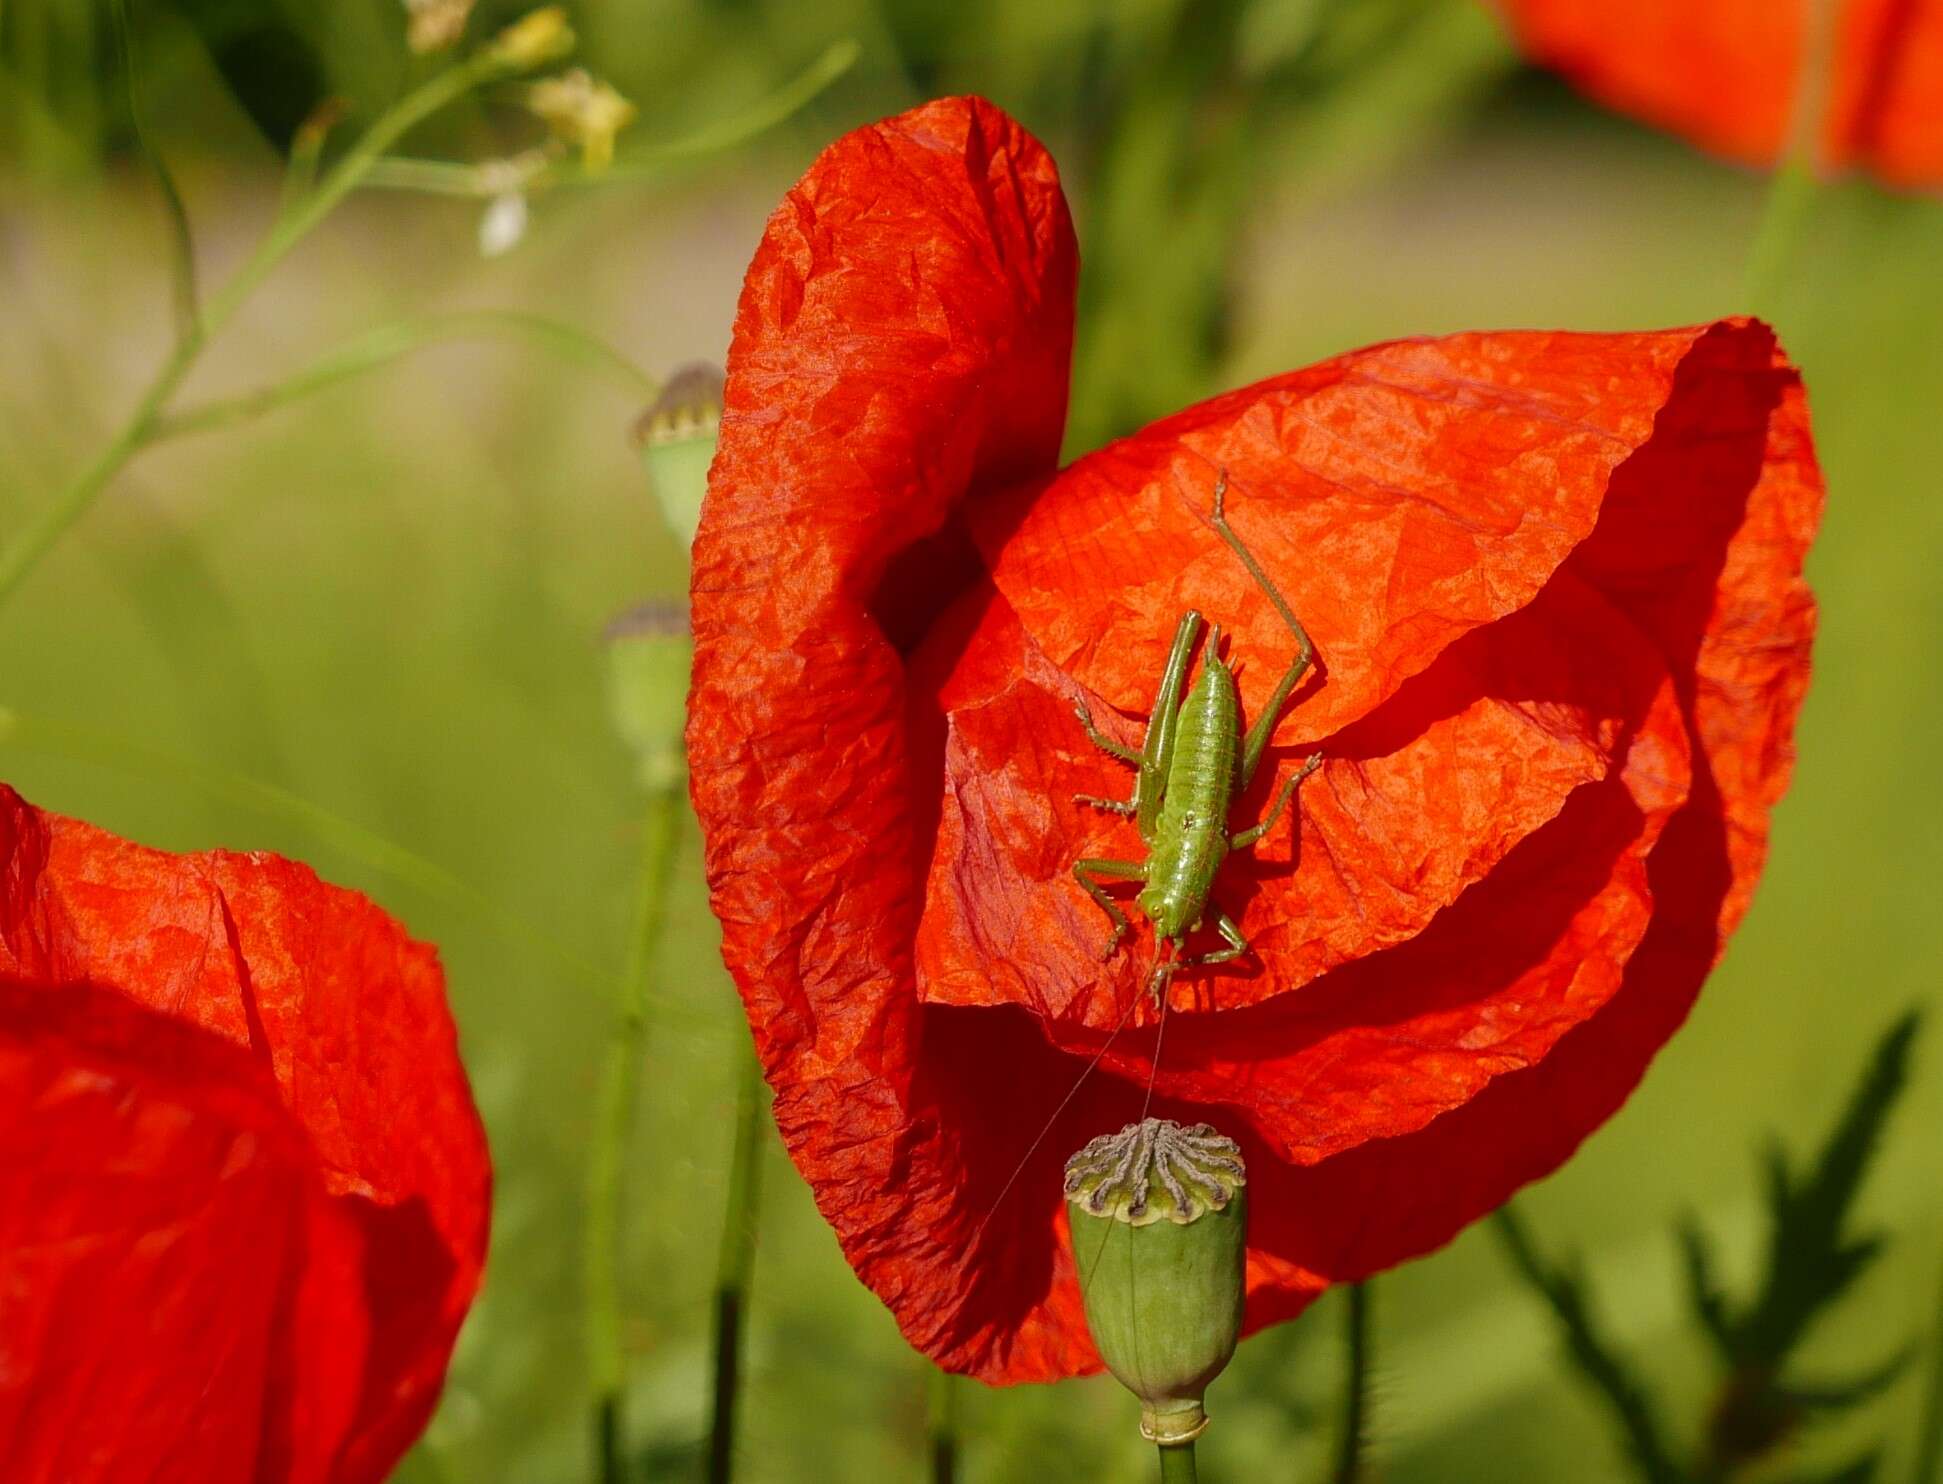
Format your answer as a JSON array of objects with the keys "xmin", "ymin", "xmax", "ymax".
[{"xmin": 1064, "ymin": 1118, "xmax": 1248, "ymax": 1447}]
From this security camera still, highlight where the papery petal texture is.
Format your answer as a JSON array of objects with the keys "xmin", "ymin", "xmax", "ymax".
[
  {"xmin": 687, "ymin": 97, "xmax": 1823, "ymax": 1383},
  {"xmin": 0, "ymin": 786, "xmax": 491, "ymax": 1483},
  {"xmin": 1498, "ymin": 0, "xmax": 1943, "ymax": 187}
]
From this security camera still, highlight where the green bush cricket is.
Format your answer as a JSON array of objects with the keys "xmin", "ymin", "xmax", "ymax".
[{"xmin": 1071, "ymin": 470, "xmax": 1322, "ymax": 1003}]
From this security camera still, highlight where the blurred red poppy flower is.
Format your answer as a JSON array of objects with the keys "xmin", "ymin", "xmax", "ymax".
[
  {"xmin": 0, "ymin": 785, "xmax": 490, "ymax": 1483},
  {"xmin": 1497, "ymin": 0, "xmax": 1943, "ymax": 187},
  {"xmin": 687, "ymin": 97, "xmax": 1823, "ymax": 1382}
]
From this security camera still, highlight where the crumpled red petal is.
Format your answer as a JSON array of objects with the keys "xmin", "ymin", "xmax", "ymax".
[
  {"xmin": 0, "ymin": 786, "xmax": 491, "ymax": 1483},
  {"xmin": 687, "ymin": 97, "xmax": 1823, "ymax": 1383},
  {"xmin": 1498, "ymin": 0, "xmax": 1943, "ymax": 188}
]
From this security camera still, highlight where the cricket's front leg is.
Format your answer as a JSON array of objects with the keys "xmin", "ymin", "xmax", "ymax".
[
  {"xmin": 1183, "ymin": 911, "xmax": 1249, "ymax": 967},
  {"xmin": 1073, "ymin": 858, "xmax": 1147, "ymax": 959}
]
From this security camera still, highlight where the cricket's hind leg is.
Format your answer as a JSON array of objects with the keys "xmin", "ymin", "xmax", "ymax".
[{"xmin": 1230, "ymin": 752, "xmax": 1323, "ymax": 850}]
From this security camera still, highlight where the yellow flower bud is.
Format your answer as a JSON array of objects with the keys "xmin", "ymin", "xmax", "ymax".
[
  {"xmin": 488, "ymin": 6, "xmax": 575, "ymax": 71},
  {"xmin": 528, "ymin": 68, "xmax": 637, "ymax": 170}
]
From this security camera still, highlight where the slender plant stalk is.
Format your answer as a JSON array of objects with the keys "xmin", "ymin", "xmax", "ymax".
[
  {"xmin": 1743, "ymin": 0, "xmax": 1837, "ymax": 311},
  {"xmin": 927, "ymin": 1366, "xmax": 959, "ymax": 1484},
  {"xmin": 149, "ymin": 311, "xmax": 657, "ymax": 443},
  {"xmin": 0, "ymin": 48, "xmax": 505, "ymax": 613},
  {"xmin": 279, "ymin": 100, "xmax": 347, "ymax": 216},
  {"xmin": 1157, "ymin": 1441, "xmax": 1198, "ymax": 1482},
  {"xmin": 360, "ymin": 39, "xmax": 862, "ymax": 198},
  {"xmin": 708, "ymin": 1041, "xmax": 769, "ymax": 1484},
  {"xmin": 585, "ymin": 781, "xmax": 688, "ymax": 1483},
  {"xmin": 1333, "ymin": 1281, "xmax": 1373, "ymax": 1483},
  {"xmin": 110, "ymin": 0, "xmax": 198, "ymax": 346}
]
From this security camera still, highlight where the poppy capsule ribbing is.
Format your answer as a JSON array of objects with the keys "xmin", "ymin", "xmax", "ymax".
[{"xmin": 1065, "ymin": 1119, "xmax": 1248, "ymax": 1446}]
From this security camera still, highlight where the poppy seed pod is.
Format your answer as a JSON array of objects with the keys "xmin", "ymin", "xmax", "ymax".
[{"xmin": 1065, "ymin": 1120, "xmax": 1247, "ymax": 1445}]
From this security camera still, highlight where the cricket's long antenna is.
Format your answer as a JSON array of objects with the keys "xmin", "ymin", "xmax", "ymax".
[
  {"xmin": 1210, "ymin": 468, "xmax": 1314, "ymax": 666},
  {"xmin": 1140, "ymin": 942, "xmax": 1179, "ymax": 1126},
  {"xmin": 961, "ymin": 979, "xmax": 1146, "ymax": 1257}
]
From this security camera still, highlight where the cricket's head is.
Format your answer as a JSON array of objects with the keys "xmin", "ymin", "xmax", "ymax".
[{"xmin": 1136, "ymin": 886, "xmax": 1196, "ymax": 940}]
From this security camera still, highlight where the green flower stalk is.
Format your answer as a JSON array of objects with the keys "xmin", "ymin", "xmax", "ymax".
[
  {"xmin": 633, "ymin": 363, "xmax": 725, "ymax": 547},
  {"xmin": 1065, "ymin": 1118, "xmax": 1247, "ymax": 1468}
]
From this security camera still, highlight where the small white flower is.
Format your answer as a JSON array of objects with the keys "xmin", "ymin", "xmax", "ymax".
[
  {"xmin": 403, "ymin": 0, "xmax": 475, "ymax": 53},
  {"xmin": 479, "ymin": 191, "xmax": 529, "ymax": 258}
]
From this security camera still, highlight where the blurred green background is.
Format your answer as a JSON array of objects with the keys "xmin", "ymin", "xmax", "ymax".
[{"xmin": 2, "ymin": 1, "xmax": 1939, "ymax": 1480}]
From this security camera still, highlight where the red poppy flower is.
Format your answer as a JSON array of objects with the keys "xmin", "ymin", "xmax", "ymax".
[
  {"xmin": 687, "ymin": 97, "xmax": 1823, "ymax": 1382},
  {"xmin": 0, "ymin": 785, "xmax": 490, "ymax": 1483},
  {"xmin": 1497, "ymin": 0, "xmax": 1943, "ymax": 187}
]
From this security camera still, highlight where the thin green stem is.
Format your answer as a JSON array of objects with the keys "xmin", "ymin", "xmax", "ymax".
[
  {"xmin": 360, "ymin": 38, "xmax": 861, "ymax": 198},
  {"xmin": 280, "ymin": 99, "xmax": 348, "ymax": 217},
  {"xmin": 111, "ymin": 0, "xmax": 198, "ymax": 346},
  {"xmin": 927, "ymin": 1367, "xmax": 959, "ymax": 1484},
  {"xmin": 0, "ymin": 50, "xmax": 505, "ymax": 614},
  {"xmin": 1332, "ymin": 1281, "xmax": 1373, "ymax": 1483},
  {"xmin": 585, "ymin": 781, "xmax": 688, "ymax": 1484},
  {"xmin": 203, "ymin": 53, "xmax": 501, "ymax": 331},
  {"xmin": 1157, "ymin": 1441, "xmax": 1199, "ymax": 1483},
  {"xmin": 1743, "ymin": 0, "xmax": 1837, "ymax": 312},
  {"xmin": 150, "ymin": 311, "xmax": 657, "ymax": 444},
  {"xmin": 708, "ymin": 1042, "xmax": 769, "ymax": 1484}
]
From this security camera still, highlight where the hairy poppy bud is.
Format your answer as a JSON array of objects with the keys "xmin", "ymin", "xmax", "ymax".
[
  {"xmin": 605, "ymin": 600, "xmax": 692, "ymax": 790},
  {"xmin": 1064, "ymin": 1119, "xmax": 1247, "ymax": 1446},
  {"xmin": 633, "ymin": 362, "xmax": 724, "ymax": 548},
  {"xmin": 488, "ymin": 6, "xmax": 574, "ymax": 71}
]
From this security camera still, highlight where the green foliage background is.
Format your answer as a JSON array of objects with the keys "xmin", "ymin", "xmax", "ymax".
[{"xmin": 1, "ymin": 1, "xmax": 1938, "ymax": 1479}]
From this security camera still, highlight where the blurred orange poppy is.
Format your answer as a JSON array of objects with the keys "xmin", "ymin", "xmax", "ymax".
[
  {"xmin": 687, "ymin": 97, "xmax": 1823, "ymax": 1381},
  {"xmin": 1498, "ymin": 0, "xmax": 1943, "ymax": 187},
  {"xmin": 0, "ymin": 785, "xmax": 490, "ymax": 1483}
]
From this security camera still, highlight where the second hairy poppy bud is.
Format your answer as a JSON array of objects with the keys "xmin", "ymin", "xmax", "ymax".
[
  {"xmin": 1064, "ymin": 1119, "xmax": 1247, "ymax": 1447},
  {"xmin": 604, "ymin": 601, "xmax": 692, "ymax": 792}
]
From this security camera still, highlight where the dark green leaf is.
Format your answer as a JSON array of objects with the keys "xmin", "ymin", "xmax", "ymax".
[
  {"xmin": 1737, "ymin": 1012, "xmax": 1920, "ymax": 1367},
  {"xmin": 1775, "ymin": 1347, "xmax": 1915, "ymax": 1415},
  {"xmin": 1493, "ymin": 1205, "xmax": 1691, "ymax": 1484},
  {"xmin": 1677, "ymin": 1213, "xmax": 1736, "ymax": 1363},
  {"xmin": 1775, "ymin": 1451, "xmax": 1881, "ymax": 1484}
]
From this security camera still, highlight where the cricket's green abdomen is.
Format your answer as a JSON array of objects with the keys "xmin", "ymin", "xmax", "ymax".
[{"xmin": 1138, "ymin": 656, "xmax": 1239, "ymax": 939}]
